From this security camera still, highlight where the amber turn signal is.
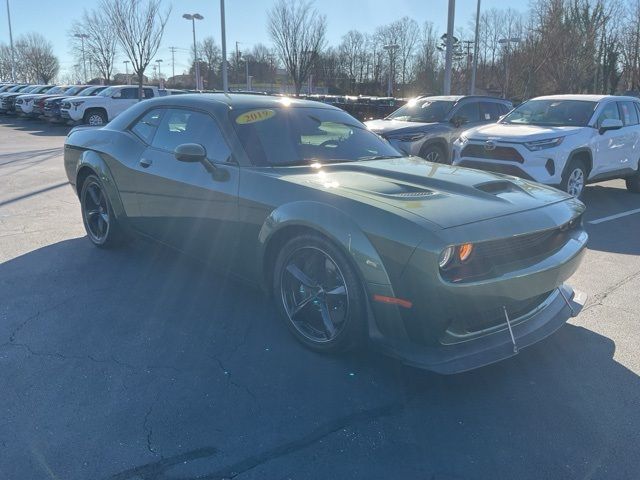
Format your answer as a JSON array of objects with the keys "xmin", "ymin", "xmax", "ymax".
[{"xmin": 458, "ymin": 243, "xmax": 474, "ymax": 262}]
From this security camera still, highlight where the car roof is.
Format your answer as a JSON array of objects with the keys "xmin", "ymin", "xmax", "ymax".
[
  {"xmin": 145, "ymin": 93, "xmax": 340, "ymax": 112},
  {"xmin": 532, "ymin": 94, "xmax": 640, "ymax": 102},
  {"xmin": 417, "ymin": 95, "xmax": 509, "ymax": 103}
]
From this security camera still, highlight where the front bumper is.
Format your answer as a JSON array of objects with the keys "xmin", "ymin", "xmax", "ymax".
[{"xmin": 372, "ymin": 285, "xmax": 586, "ymax": 374}]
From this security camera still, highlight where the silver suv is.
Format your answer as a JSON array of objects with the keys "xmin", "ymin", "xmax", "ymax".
[{"xmin": 365, "ymin": 95, "xmax": 512, "ymax": 164}]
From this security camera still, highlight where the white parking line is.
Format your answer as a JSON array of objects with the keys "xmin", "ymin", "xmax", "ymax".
[{"xmin": 588, "ymin": 208, "xmax": 640, "ymax": 225}]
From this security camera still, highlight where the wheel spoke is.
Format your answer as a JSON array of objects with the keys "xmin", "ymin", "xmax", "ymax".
[
  {"xmin": 325, "ymin": 285, "xmax": 346, "ymax": 296},
  {"xmin": 99, "ymin": 212, "xmax": 109, "ymax": 225},
  {"xmin": 289, "ymin": 293, "xmax": 318, "ymax": 317},
  {"xmin": 286, "ymin": 263, "xmax": 318, "ymax": 288},
  {"xmin": 86, "ymin": 209, "xmax": 100, "ymax": 218},
  {"xmin": 318, "ymin": 301, "xmax": 337, "ymax": 338},
  {"xmin": 87, "ymin": 185, "xmax": 100, "ymax": 205}
]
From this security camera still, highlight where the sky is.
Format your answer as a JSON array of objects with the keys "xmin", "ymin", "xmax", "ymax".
[{"xmin": 0, "ymin": 0, "xmax": 530, "ymax": 78}]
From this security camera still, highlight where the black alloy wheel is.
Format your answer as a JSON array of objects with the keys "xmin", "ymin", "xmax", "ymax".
[
  {"xmin": 274, "ymin": 234, "xmax": 366, "ymax": 352},
  {"xmin": 80, "ymin": 174, "xmax": 121, "ymax": 248}
]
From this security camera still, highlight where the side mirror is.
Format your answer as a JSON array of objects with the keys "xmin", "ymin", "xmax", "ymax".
[
  {"xmin": 451, "ymin": 115, "xmax": 467, "ymax": 128},
  {"xmin": 175, "ymin": 143, "xmax": 207, "ymax": 163},
  {"xmin": 599, "ymin": 118, "xmax": 623, "ymax": 134}
]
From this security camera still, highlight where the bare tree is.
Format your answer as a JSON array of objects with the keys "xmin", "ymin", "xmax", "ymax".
[
  {"xmin": 15, "ymin": 33, "xmax": 59, "ymax": 83},
  {"xmin": 268, "ymin": 0, "xmax": 327, "ymax": 94},
  {"xmin": 70, "ymin": 8, "xmax": 118, "ymax": 83},
  {"xmin": 0, "ymin": 44, "xmax": 12, "ymax": 81},
  {"xmin": 102, "ymin": 0, "xmax": 171, "ymax": 99}
]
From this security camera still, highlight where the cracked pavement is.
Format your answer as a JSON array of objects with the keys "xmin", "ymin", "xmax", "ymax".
[{"xmin": 1, "ymin": 118, "xmax": 640, "ymax": 480}]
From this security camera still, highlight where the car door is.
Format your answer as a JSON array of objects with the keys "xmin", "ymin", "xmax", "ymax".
[
  {"xmin": 616, "ymin": 101, "xmax": 640, "ymax": 173},
  {"xmin": 132, "ymin": 107, "xmax": 240, "ymax": 267},
  {"xmin": 110, "ymin": 87, "xmax": 140, "ymax": 118},
  {"xmin": 592, "ymin": 101, "xmax": 629, "ymax": 176}
]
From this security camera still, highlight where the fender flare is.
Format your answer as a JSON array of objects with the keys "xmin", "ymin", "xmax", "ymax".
[
  {"xmin": 75, "ymin": 150, "xmax": 126, "ymax": 220},
  {"xmin": 419, "ymin": 137, "xmax": 450, "ymax": 162},
  {"xmin": 563, "ymin": 148, "xmax": 593, "ymax": 178},
  {"xmin": 257, "ymin": 201, "xmax": 392, "ymax": 288}
]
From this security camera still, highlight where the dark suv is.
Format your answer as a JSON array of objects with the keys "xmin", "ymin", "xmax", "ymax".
[{"xmin": 365, "ymin": 95, "xmax": 512, "ymax": 164}]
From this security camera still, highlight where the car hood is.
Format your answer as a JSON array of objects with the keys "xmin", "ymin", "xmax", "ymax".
[
  {"xmin": 365, "ymin": 118, "xmax": 438, "ymax": 135},
  {"xmin": 275, "ymin": 157, "xmax": 572, "ymax": 229},
  {"xmin": 466, "ymin": 123, "xmax": 585, "ymax": 142}
]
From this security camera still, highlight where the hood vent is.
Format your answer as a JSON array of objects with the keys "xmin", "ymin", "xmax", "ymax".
[
  {"xmin": 474, "ymin": 180, "xmax": 525, "ymax": 195},
  {"xmin": 387, "ymin": 190, "xmax": 436, "ymax": 198}
]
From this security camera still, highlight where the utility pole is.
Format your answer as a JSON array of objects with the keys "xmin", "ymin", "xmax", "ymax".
[
  {"xmin": 443, "ymin": 0, "xmax": 455, "ymax": 95},
  {"xmin": 470, "ymin": 0, "xmax": 481, "ymax": 94},
  {"xmin": 6, "ymin": 0, "xmax": 15, "ymax": 82},
  {"xmin": 383, "ymin": 44, "xmax": 399, "ymax": 97},
  {"xmin": 123, "ymin": 60, "xmax": 130, "ymax": 85},
  {"xmin": 236, "ymin": 41, "xmax": 242, "ymax": 87},
  {"xmin": 169, "ymin": 47, "xmax": 177, "ymax": 81},
  {"xmin": 221, "ymin": 0, "xmax": 228, "ymax": 92},
  {"xmin": 463, "ymin": 40, "xmax": 474, "ymax": 93}
]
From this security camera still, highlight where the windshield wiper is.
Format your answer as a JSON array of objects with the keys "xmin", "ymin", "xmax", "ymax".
[{"xmin": 358, "ymin": 155, "xmax": 403, "ymax": 161}]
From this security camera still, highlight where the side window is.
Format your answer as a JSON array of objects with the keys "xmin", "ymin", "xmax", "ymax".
[
  {"xmin": 597, "ymin": 102, "xmax": 620, "ymax": 127},
  {"xmin": 619, "ymin": 101, "xmax": 639, "ymax": 126},
  {"xmin": 130, "ymin": 108, "xmax": 164, "ymax": 144},
  {"xmin": 479, "ymin": 102, "xmax": 501, "ymax": 121},
  {"xmin": 121, "ymin": 88, "xmax": 138, "ymax": 100},
  {"xmin": 143, "ymin": 88, "xmax": 154, "ymax": 99},
  {"xmin": 453, "ymin": 102, "xmax": 480, "ymax": 123},
  {"xmin": 152, "ymin": 108, "xmax": 232, "ymax": 162}
]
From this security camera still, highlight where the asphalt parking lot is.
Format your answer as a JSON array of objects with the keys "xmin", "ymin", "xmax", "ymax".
[{"xmin": 1, "ymin": 116, "xmax": 639, "ymax": 480}]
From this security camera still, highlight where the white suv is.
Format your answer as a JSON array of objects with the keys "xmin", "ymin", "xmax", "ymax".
[
  {"xmin": 452, "ymin": 94, "xmax": 640, "ymax": 196},
  {"xmin": 60, "ymin": 85, "xmax": 161, "ymax": 126}
]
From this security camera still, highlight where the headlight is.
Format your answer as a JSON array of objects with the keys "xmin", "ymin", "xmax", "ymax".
[
  {"xmin": 523, "ymin": 136, "xmax": 564, "ymax": 151},
  {"xmin": 389, "ymin": 132, "xmax": 426, "ymax": 142},
  {"xmin": 438, "ymin": 246, "xmax": 455, "ymax": 269},
  {"xmin": 457, "ymin": 133, "xmax": 469, "ymax": 144},
  {"xmin": 71, "ymin": 101, "xmax": 84, "ymax": 109}
]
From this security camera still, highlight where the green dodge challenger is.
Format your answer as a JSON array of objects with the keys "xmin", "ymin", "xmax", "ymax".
[{"xmin": 64, "ymin": 94, "xmax": 588, "ymax": 374}]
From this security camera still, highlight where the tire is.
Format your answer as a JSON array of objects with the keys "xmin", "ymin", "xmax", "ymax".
[
  {"xmin": 272, "ymin": 233, "xmax": 367, "ymax": 353},
  {"xmin": 625, "ymin": 169, "xmax": 640, "ymax": 193},
  {"xmin": 80, "ymin": 174, "xmax": 123, "ymax": 248},
  {"xmin": 560, "ymin": 159, "xmax": 588, "ymax": 198},
  {"xmin": 83, "ymin": 109, "xmax": 107, "ymax": 126},
  {"xmin": 419, "ymin": 143, "xmax": 448, "ymax": 164}
]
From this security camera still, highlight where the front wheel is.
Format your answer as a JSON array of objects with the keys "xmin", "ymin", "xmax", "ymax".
[
  {"xmin": 80, "ymin": 174, "xmax": 123, "ymax": 248},
  {"xmin": 560, "ymin": 159, "xmax": 587, "ymax": 198},
  {"xmin": 83, "ymin": 109, "xmax": 107, "ymax": 126},
  {"xmin": 419, "ymin": 144, "xmax": 448, "ymax": 164},
  {"xmin": 273, "ymin": 234, "xmax": 366, "ymax": 353}
]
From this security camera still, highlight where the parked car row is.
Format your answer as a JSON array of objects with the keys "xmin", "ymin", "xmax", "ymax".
[
  {"xmin": 366, "ymin": 93, "xmax": 640, "ymax": 197},
  {"xmin": 0, "ymin": 83, "xmax": 185, "ymax": 126}
]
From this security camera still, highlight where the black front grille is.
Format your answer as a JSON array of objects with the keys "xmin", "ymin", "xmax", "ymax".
[
  {"xmin": 461, "ymin": 144, "xmax": 524, "ymax": 163},
  {"xmin": 441, "ymin": 218, "xmax": 582, "ymax": 284}
]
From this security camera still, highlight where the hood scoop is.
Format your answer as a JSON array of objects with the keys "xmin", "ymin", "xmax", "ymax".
[
  {"xmin": 474, "ymin": 180, "xmax": 528, "ymax": 196},
  {"xmin": 386, "ymin": 190, "xmax": 436, "ymax": 199}
]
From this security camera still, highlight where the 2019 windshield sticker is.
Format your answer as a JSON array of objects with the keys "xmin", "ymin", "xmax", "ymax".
[{"xmin": 236, "ymin": 109, "xmax": 276, "ymax": 124}]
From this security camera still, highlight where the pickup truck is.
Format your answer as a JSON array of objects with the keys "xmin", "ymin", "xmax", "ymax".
[{"xmin": 60, "ymin": 85, "xmax": 162, "ymax": 125}]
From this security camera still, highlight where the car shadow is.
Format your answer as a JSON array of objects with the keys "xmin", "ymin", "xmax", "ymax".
[
  {"xmin": 0, "ymin": 116, "xmax": 70, "ymax": 136},
  {"xmin": 1, "ymin": 237, "xmax": 638, "ymax": 480},
  {"xmin": 581, "ymin": 184, "xmax": 640, "ymax": 255}
]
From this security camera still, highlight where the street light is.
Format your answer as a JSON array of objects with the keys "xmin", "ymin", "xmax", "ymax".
[
  {"xmin": 74, "ymin": 33, "xmax": 89, "ymax": 82},
  {"xmin": 183, "ymin": 13, "xmax": 204, "ymax": 90},
  {"xmin": 6, "ymin": 0, "xmax": 15, "ymax": 82},
  {"xmin": 220, "ymin": 0, "xmax": 228, "ymax": 93},
  {"xmin": 470, "ymin": 0, "xmax": 481, "ymax": 95},
  {"xmin": 498, "ymin": 37, "xmax": 521, "ymax": 99},
  {"xmin": 156, "ymin": 59, "xmax": 163, "ymax": 82},
  {"xmin": 383, "ymin": 44, "xmax": 399, "ymax": 97}
]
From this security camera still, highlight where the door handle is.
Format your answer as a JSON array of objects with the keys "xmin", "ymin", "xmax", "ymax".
[{"xmin": 139, "ymin": 158, "xmax": 152, "ymax": 168}]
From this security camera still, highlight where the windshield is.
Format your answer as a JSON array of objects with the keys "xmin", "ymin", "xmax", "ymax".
[
  {"xmin": 232, "ymin": 106, "xmax": 402, "ymax": 166},
  {"xmin": 98, "ymin": 86, "xmax": 117, "ymax": 97},
  {"xmin": 502, "ymin": 99, "xmax": 597, "ymax": 127},
  {"xmin": 387, "ymin": 99, "xmax": 455, "ymax": 122},
  {"xmin": 64, "ymin": 86, "xmax": 85, "ymax": 96},
  {"xmin": 11, "ymin": 85, "xmax": 32, "ymax": 93},
  {"xmin": 43, "ymin": 86, "xmax": 66, "ymax": 95},
  {"xmin": 88, "ymin": 86, "xmax": 107, "ymax": 96}
]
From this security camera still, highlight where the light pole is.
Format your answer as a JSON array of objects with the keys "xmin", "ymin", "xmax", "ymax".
[
  {"xmin": 443, "ymin": 0, "xmax": 455, "ymax": 95},
  {"xmin": 235, "ymin": 41, "xmax": 242, "ymax": 87},
  {"xmin": 220, "ymin": 0, "xmax": 228, "ymax": 92},
  {"xmin": 123, "ymin": 60, "xmax": 130, "ymax": 85},
  {"xmin": 183, "ymin": 13, "xmax": 204, "ymax": 90},
  {"xmin": 498, "ymin": 37, "xmax": 520, "ymax": 99},
  {"xmin": 74, "ymin": 33, "xmax": 89, "ymax": 83},
  {"xmin": 383, "ymin": 44, "xmax": 399, "ymax": 97},
  {"xmin": 156, "ymin": 59, "xmax": 163, "ymax": 79},
  {"xmin": 6, "ymin": 0, "xmax": 15, "ymax": 82},
  {"xmin": 470, "ymin": 0, "xmax": 481, "ymax": 94}
]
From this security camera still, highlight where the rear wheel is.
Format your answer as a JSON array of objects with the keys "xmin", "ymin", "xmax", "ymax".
[
  {"xmin": 83, "ymin": 109, "xmax": 107, "ymax": 126},
  {"xmin": 80, "ymin": 174, "xmax": 123, "ymax": 248},
  {"xmin": 273, "ymin": 234, "xmax": 366, "ymax": 353},
  {"xmin": 625, "ymin": 167, "xmax": 640, "ymax": 193},
  {"xmin": 419, "ymin": 144, "xmax": 448, "ymax": 164},
  {"xmin": 560, "ymin": 159, "xmax": 588, "ymax": 198}
]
